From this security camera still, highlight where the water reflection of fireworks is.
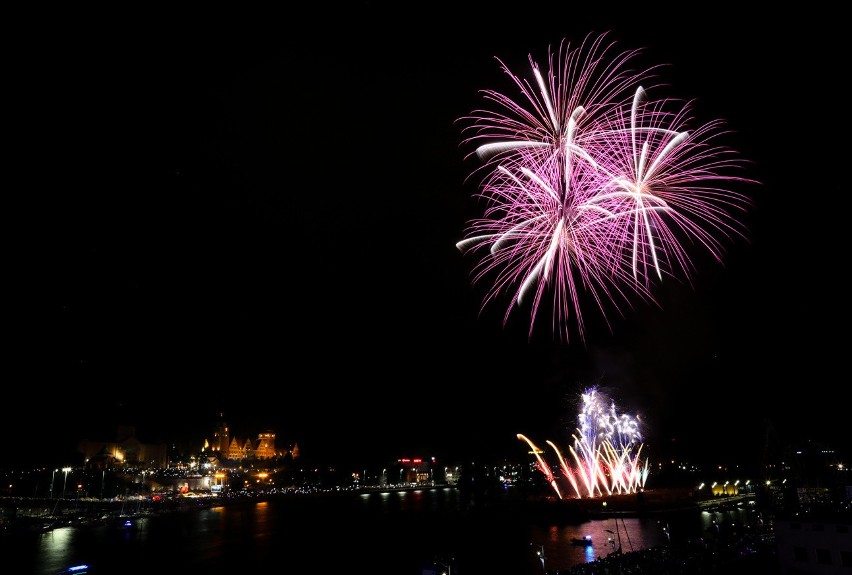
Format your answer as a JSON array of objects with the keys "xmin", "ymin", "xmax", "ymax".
[{"xmin": 519, "ymin": 386, "xmax": 649, "ymax": 499}]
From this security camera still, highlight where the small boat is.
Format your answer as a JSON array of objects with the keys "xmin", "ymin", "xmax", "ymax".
[
  {"xmin": 571, "ymin": 535, "xmax": 593, "ymax": 546},
  {"xmin": 55, "ymin": 565, "xmax": 91, "ymax": 574}
]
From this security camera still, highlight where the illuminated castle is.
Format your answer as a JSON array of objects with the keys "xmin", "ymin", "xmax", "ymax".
[
  {"xmin": 206, "ymin": 412, "xmax": 299, "ymax": 462},
  {"xmin": 78, "ymin": 414, "xmax": 299, "ymax": 469}
]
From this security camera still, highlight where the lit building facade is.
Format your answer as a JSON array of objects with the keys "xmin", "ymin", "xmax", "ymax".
[
  {"xmin": 206, "ymin": 414, "xmax": 296, "ymax": 462},
  {"xmin": 78, "ymin": 425, "xmax": 168, "ymax": 469}
]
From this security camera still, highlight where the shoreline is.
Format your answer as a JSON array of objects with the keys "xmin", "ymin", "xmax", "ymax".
[
  {"xmin": 469, "ymin": 488, "xmax": 757, "ymax": 523},
  {"xmin": 1, "ymin": 485, "xmax": 757, "ymax": 535}
]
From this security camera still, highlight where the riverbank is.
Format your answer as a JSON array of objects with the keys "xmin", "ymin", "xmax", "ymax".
[
  {"xmin": 1, "ymin": 485, "xmax": 756, "ymax": 540},
  {"xmin": 571, "ymin": 488, "xmax": 755, "ymax": 516},
  {"xmin": 1, "ymin": 492, "xmax": 223, "ymax": 536},
  {"xmin": 464, "ymin": 487, "xmax": 756, "ymax": 525}
]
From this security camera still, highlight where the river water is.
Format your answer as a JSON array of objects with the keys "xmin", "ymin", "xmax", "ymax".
[{"xmin": 12, "ymin": 487, "xmax": 763, "ymax": 575}]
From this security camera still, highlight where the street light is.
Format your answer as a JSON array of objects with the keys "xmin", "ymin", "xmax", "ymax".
[
  {"xmin": 435, "ymin": 559, "xmax": 454, "ymax": 575},
  {"xmin": 530, "ymin": 543, "xmax": 546, "ymax": 572},
  {"xmin": 49, "ymin": 469, "xmax": 57, "ymax": 499},
  {"xmin": 62, "ymin": 467, "xmax": 72, "ymax": 499}
]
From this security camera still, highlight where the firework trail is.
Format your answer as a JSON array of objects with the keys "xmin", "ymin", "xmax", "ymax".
[
  {"xmin": 519, "ymin": 386, "xmax": 647, "ymax": 499},
  {"xmin": 456, "ymin": 32, "xmax": 754, "ymax": 343},
  {"xmin": 517, "ymin": 433, "xmax": 563, "ymax": 499}
]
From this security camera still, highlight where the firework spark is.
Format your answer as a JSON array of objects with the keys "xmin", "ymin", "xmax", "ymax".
[
  {"xmin": 456, "ymin": 32, "xmax": 754, "ymax": 343},
  {"xmin": 519, "ymin": 386, "xmax": 648, "ymax": 499}
]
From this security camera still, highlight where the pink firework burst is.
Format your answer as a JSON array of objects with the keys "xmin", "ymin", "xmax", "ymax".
[{"xmin": 456, "ymin": 32, "xmax": 755, "ymax": 344}]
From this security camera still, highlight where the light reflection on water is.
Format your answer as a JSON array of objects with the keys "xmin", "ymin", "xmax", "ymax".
[
  {"xmin": 530, "ymin": 516, "xmax": 670, "ymax": 570},
  {"xmin": 19, "ymin": 489, "xmax": 762, "ymax": 575},
  {"xmin": 35, "ymin": 525, "xmax": 75, "ymax": 574},
  {"xmin": 528, "ymin": 506, "xmax": 763, "ymax": 573},
  {"xmin": 32, "ymin": 517, "xmax": 153, "ymax": 575}
]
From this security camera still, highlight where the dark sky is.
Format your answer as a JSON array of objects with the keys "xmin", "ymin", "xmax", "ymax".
[{"xmin": 12, "ymin": 6, "xmax": 846, "ymax": 471}]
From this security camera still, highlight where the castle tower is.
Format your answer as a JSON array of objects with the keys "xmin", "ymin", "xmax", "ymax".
[{"xmin": 212, "ymin": 412, "xmax": 230, "ymax": 454}]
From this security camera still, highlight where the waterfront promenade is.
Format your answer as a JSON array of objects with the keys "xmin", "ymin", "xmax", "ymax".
[{"xmin": 1, "ymin": 485, "xmax": 757, "ymax": 532}]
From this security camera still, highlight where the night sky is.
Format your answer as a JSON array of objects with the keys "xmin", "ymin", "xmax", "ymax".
[{"xmin": 12, "ymin": 6, "xmax": 846, "ymax": 471}]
